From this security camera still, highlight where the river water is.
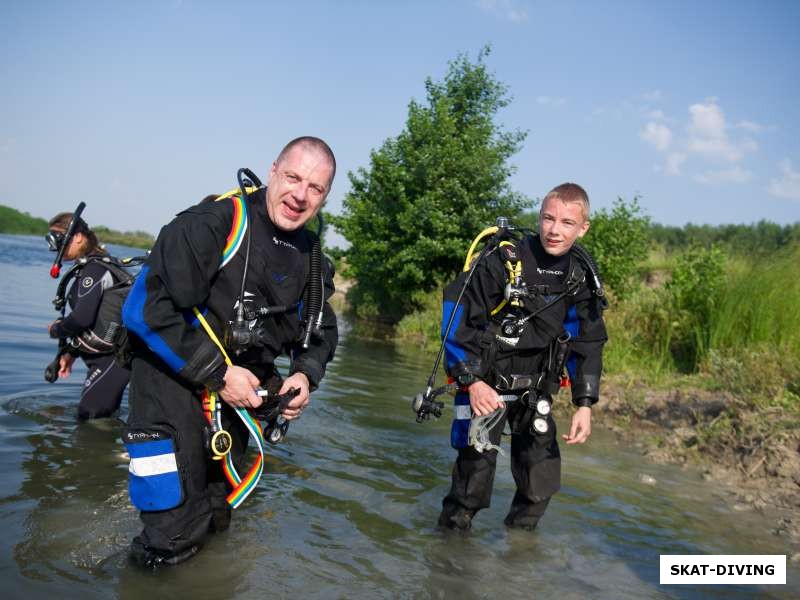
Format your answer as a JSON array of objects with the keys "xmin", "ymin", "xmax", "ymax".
[{"xmin": 0, "ymin": 233, "xmax": 796, "ymax": 599}]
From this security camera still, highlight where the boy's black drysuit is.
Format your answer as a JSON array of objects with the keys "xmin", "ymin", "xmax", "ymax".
[{"xmin": 439, "ymin": 234, "xmax": 606, "ymax": 529}]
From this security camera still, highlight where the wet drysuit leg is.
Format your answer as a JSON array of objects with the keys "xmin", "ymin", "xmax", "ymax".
[
  {"xmin": 439, "ymin": 404, "xmax": 508, "ymax": 529},
  {"xmin": 79, "ymin": 354, "xmax": 130, "ymax": 420},
  {"xmin": 439, "ymin": 401, "xmax": 561, "ymax": 530},
  {"xmin": 504, "ymin": 406, "xmax": 560, "ymax": 530},
  {"xmin": 126, "ymin": 356, "xmax": 248, "ymax": 566}
]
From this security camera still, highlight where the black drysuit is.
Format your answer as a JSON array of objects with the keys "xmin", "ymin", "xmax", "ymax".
[
  {"xmin": 49, "ymin": 255, "xmax": 130, "ymax": 419},
  {"xmin": 121, "ymin": 189, "xmax": 337, "ymax": 559},
  {"xmin": 439, "ymin": 234, "xmax": 606, "ymax": 528}
]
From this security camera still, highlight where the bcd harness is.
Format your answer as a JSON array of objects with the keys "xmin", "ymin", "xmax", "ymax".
[
  {"xmin": 413, "ymin": 217, "xmax": 606, "ymax": 450},
  {"xmin": 190, "ymin": 168, "xmax": 324, "ymax": 509},
  {"xmin": 44, "ymin": 253, "xmax": 147, "ymax": 383},
  {"xmin": 51, "ymin": 255, "xmax": 144, "ymax": 353}
]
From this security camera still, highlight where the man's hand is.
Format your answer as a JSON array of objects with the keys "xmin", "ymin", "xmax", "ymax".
[
  {"xmin": 218, "ymin": 365, "xmax": 261, "ymax": 409},
  {"xmin": 279, "ymin": 372, "xmax": 310, "ymax": 421},
  {"xmin": 58, "ymin": 353, "xmax": 76, "ymax": 379},
  {"xmin": 468, "ymin": 379, "xmax": 504, "ymax": 417},
  {"xmin": 562, "ymin": 406, "xmax": 592, "ymax": 444}
]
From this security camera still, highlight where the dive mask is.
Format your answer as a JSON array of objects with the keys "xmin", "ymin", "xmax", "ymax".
[{"xmin": 46, "ymin": 230, "xmax": 66, "ymax": 252}]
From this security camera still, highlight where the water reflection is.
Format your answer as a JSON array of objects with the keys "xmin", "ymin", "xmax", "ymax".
[{"xmin": 0, "ymin": 234, "xmax": 797, "ymax": 598}]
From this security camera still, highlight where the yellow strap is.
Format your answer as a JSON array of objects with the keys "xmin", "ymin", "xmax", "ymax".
[
  {"xmin": 463, "ymin": 226, "xmax": 499, "ymax": 272},
  {"xmin": 489, "ymin": 241, "xmax": 522, "ymax": 314},
  {"xmin": 215, "ymin": 186, "xmax": 258, "ymax": 203},
  {"xmin": 192, "ymin": 307, "xmax": 267, "ymax": 509},
  {"xmin": 192, "ymin": 308, "xmax": 232, "ymax": 366},
  {"xmin": 490, "ymin": 299, "xmax": 508, "ymax": 316}
]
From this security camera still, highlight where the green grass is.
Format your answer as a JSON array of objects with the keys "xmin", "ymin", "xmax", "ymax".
[
  {"xmin": 376, "ymin": 241, "xmax": 800, "ymax": 411},
  {"xmin": 709, "ymin": 246, "xmax": 800, "ymax": 356}
]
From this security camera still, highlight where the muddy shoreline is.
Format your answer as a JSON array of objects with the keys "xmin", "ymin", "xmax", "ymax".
[{"xmin": 573, "ymin": 379, "xmax": 800, "ymax": 559}]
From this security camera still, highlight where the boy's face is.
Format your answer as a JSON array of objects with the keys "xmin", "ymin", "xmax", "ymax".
[{"xmin": 538, "ymin": 197, "xmax": 590, "ymax": 256}]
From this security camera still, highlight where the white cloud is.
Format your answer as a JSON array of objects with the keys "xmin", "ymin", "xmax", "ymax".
[
  {"xmin": 735, "ymin": 120, "xmax": 765, "ymax": 133},
  {"xmin": 688, "ymin": 100, "xmax": 725, "ymax": 139},
  {"xmin": 637, "ymin": 97, "xmax": 764, "ymax": 184},
  {"xmin": 693, "ymin": 166, "xmax": 753, "ymax": 185},
  {"xmin": 476, "ymin": 0, "xmax": 529, "ymax": 22},
  {"xmin": 686, "ymin": 100, "xmax": 757, "ymax": 163},
  {"xmin": 640, "ymin": 122, "xmax": 672, "ymax": 151},
  {"xmin": 768, "ymin": 159, "xmax": 800, "ymax": 201},
  {"xmin": 687, "ymin": 136, "xmax": 758, "ymax": 163},
  {"xmin": 536, "ymin": 95, "xmax": 566, "ymax": 107}
]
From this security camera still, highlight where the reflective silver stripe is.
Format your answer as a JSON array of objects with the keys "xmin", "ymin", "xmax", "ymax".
[
  {"xmin": 129, "ymin": 453, "xmax": 178, "ymax": 477},
  {"xmin": 455, "ymin": 405, "xmax": 472, "ymax": 420}
]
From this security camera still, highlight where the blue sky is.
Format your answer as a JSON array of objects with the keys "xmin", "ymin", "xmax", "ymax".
[{"xmin": 2, "ymin": 1, "xmax": 799, "ymax": 246}]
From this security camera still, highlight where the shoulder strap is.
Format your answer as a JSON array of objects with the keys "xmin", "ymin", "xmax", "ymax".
[
  {"xmin": 82, "ymin": 256, "xmax": 136, "ymax": 285},
  {"xmin": 489, "ymin": 240, "xmax": 522, "ymax": 316},
  {"xmin": 215, "ymin": 192, "xmax": 251, "ymax": 269}
]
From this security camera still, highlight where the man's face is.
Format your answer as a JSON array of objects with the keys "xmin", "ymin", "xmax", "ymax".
[
  {"xmin": 266, "ymin": 145, "xmax": 333, "ymax": 232},
  {"xmin": 538, "ymin": 197, "xmax": 590, "ymax": 256}
]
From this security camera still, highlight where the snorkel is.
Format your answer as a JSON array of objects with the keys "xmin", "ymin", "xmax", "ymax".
[{"xmin": 48, "ymin": 201, "xmax": 86, "ymax": 278}]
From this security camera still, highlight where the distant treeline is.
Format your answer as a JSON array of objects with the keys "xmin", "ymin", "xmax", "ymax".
[
  {"xmin": 0, "ymin": 204, "xmax": 154, "ymax": 249},
  {"xmin": 649, "ymin": 220, "xmax": 800, "ymax": 254},
  {"xmin": 0, "ymin": 205, "xmax": 48, "ymax": 234},
  {"xmin": 324, "ymin": 218, "xmax": 800, "ymax": 265},
  {"xmin": 91, "ymin": 226, "xmax": 154, "ymax": 250}
]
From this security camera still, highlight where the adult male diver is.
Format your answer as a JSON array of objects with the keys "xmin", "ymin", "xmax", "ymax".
[
  {"xmin": 437, "ymin": 183, "xmax": 607, "ymax": 531},
  {"xmin": 121, "ymin": 136, "xmax": 338, "ymax": 567}
]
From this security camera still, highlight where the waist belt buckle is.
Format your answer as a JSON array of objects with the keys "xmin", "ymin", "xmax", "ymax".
[{"xmin": 508, "ymin": 374, "xmax": 533, "ymax": 391}]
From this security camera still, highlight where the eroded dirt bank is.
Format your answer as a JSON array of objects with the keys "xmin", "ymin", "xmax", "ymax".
[{"xmin": 570, "ymin": 380, "xmax": 800, "ymax": 559}]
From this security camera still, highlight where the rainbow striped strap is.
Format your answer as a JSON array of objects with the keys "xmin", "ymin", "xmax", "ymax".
[
  {"xmin": 202, "ymin": 390, "xmax": 267, "ymax": 509},
  {"xmin": 220, "ymin": 195, "xmax": 247, "ymax": 269}
]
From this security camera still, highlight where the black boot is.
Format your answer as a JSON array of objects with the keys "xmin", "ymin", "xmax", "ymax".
[
  {"xmin": 437, "ymin": 503, "xmax": 475, "ymax": 531},
  {"xmin": 129, "ymin": 538, "xmax": 201, "ymax": 569},
  {"xmin": 504, "ymin": 494, "xmax": 550, "ymax": 531},
  {"xmin": 209, "ymin": 506, "xmax": 232, "ymax": 533}
]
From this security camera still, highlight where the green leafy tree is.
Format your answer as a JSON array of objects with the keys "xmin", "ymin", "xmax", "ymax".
[
  {"xmin": 580, "ymin": 197, "xmax": 650, "ymax": 298},
  {"xmin": 330, "ymin": 47, "xmax": 528, "ymax": 321}
]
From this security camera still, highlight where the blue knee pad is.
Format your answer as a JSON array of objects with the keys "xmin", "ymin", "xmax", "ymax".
[
  {"xmin": 450, "ymin": 391, "xmax": 471, "ymax": 449},
  {"xmin": 124, "ymin": 428, "xmax": 184, "ymax": 511}
]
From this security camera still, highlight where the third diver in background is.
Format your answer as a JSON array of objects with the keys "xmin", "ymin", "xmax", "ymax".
[{"xmin": 46, "ymin": 212, "xmax": 132, "ymax": 419}]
